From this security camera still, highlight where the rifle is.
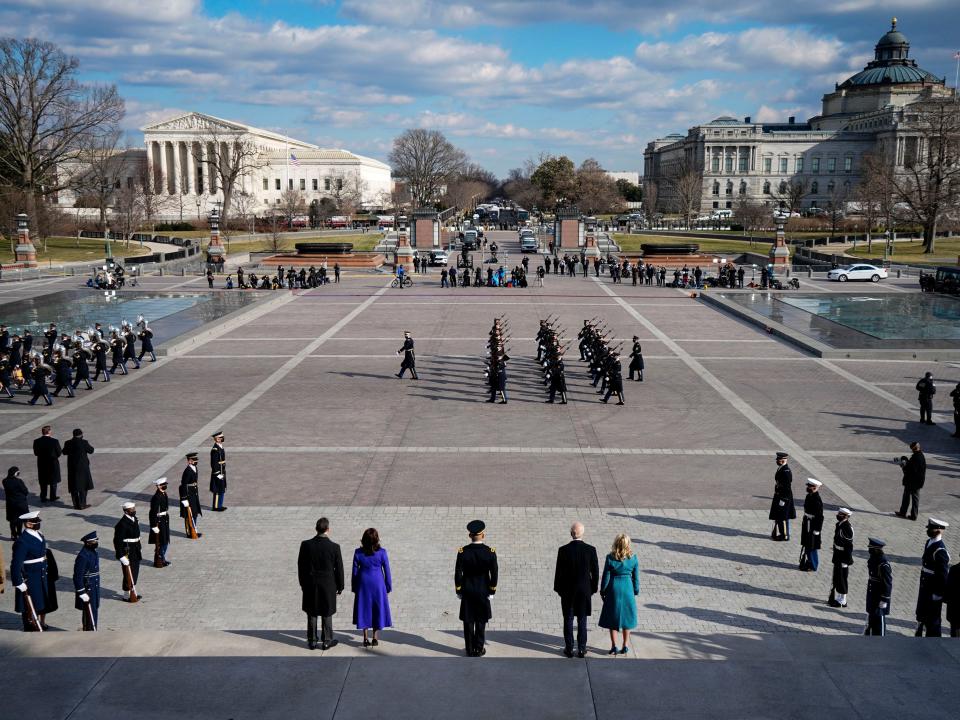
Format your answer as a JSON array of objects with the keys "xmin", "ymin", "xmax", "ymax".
[
  {"xmin": 22, "ymin": 589, "xmax": 43, "ymax": 632},
  {"xmin": 84, "ymin": 599, "xmax": 97, "ymax": 632},
  {"xmin": 122, "ymin": 560, "xmax": 140, "ymax": 603},
  {"xmin": 185, "ymin": 506, "xmax": 199, "ymax": 540},
  {"xmin": 153, "ymin": 542, "xmax": 162, "ymax": 568}
]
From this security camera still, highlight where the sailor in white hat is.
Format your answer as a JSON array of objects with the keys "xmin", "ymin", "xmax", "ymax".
[
  {"xmin": 916, "ymin": 518, "xmax": 950, "ymax": 636},
  {"xmin": 799, "ymin": 479, "xmax": 824, "ymax": 572},
  {"xmin": 828, "ymin": 508, "xmax": 854, "ymax": 608},
  {"xmin": 113, "ymin": 501, "xmax": 144, "ymax": 601},
  {"xmin": 10, "ymin": 511, "xmax": 50, "ymax": 630}
]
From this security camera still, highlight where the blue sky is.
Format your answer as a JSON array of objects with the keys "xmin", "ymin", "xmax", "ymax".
[{"xmin": 3, "ymin": 0, "xmax": 958, "ymax": 177}]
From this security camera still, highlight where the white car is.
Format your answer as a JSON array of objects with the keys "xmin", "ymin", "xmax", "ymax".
[{"xmin": 827, "ymin": 264, "xmax": 888, "ymax": 282}]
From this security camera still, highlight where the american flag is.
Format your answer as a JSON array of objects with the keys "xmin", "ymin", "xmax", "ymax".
[{"xmin": 289, "ymin": 152, "xmax": 300, "ymax": 166}]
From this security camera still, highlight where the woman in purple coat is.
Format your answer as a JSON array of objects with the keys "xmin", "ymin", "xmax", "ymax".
[{"xmin": 352, "ymin": 528, "xmax": 393, "ymax": 646}]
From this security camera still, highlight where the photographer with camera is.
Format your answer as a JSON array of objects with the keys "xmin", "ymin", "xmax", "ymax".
[{"xmin": 894, "ymin": 441, "xmax": 926, "ymax": 521}]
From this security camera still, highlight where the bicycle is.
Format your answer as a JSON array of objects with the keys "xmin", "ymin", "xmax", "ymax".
[{"xmin": 391, "ymin": 276, "xmax": 413, "ymax": 288}]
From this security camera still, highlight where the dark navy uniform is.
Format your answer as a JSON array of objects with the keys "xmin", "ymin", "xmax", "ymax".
[
  {"xmin": 11, "ymin": 520, "xmax": 50, "ymax": 630},
  {"xmin": 770, "ymin": 455, "xmax": 794, "ymax": 541},
  {"xmin": 122, "ymin": 328, "xmax": 140, "ymax": 368},
  {"xmin": 396, "ymin": 334, "xmax": 418, "ymax": 379},
  {"xmin": 92, "ymin": 340, "xmax": 110, "ymax": 382},
  {"xmin": 148, "ymin": 482, "xmax": 171, "ymax": 566},
  {"xmin": 113, "ymin": 508, "xmax": 143, "ymax": 595},
  {"xmin": 73, "ymin": 532, "xmax": 101, "ymax": 630},
  {"xmin": 209, "ymin": 434, "xmax": 227, "ymax": 511},
  {"xmin": 799, "ymin": 487, "xmax": 823, "ymax": 571},
  {"xmin": 71, "ymin": 346, "xmax": 93, "ymax": 389},
  {"xmin": 916, "ymin": 520, "xmax": 950, "ymax": 636},
  {"xmin": 137, "ymin": 327, "xmax": 156, "ymax": 362},
  {"xmin": 865, "ymin": 538, "xmax": 892, "ymax": 636},
  {"xmin": 455, "ymin": 521, "xmax": 498, "ymax": 656},
  {"xmin": 628, "ymin": 340, "xmax": 644, "ymax": 381},
  {"xmin": 829, "ymin": 510, "xmax": 854, "ymax": 607},
  {"xmin": 180, "ymin": 454, "xmax": 203, "ymax": 536}
]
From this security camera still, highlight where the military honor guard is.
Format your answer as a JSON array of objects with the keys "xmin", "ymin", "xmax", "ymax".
[
  {"xmin": 137, "ymin": 318, "xmax": 156, "ymax": 362},
  {"xmin": 113, "ymin": 501, "xmax": 143, "ymax": 602},
  {"xmin": 210, "ymin": 431, "xmax": 227, "ymax": 511},
  {"xmin": 455, "ymin": 519, "xmax": 499, "ymax": 657},
  {"xmin": 149, "ymin": 478, "xmax": 171, "ymax": 567},
  {"xmin": 486, "ymin": 320, "xmax": 509, "ymax": 404},
  {"xmin": 395, "ymin": 331, "xmax": 418, "ymax": 379},
  {"xmin": 799, "ymin": 478, "xmax": 824, "ymax": 571},
  {"xmin": 73, "ymin": 531, "xmax": 100, "ymax": 631},
  {"xmin": 916, "ymin": 517, "xmax": 950, "ymax": 636},
  {"xmin": 770, "ymin": 452, "xmax": 794, "ymax": 541},
  {"xmin": 11, "ymin": 511, "xmax": 50, "ymax": 631},
  {"xmin": 71, "ymin": 340, "xmax": 94, "ymax": 390},
  {"xmin": 121, "ymin": 322, "xmax": 141, "ymax": 369},
  {"xmin": 180, "ymin": 452, "xmax": 202, "ymax": 538},
  {"xmin": 600, "ymin": 352, "xmax": 624, "ymax": 405},
  {"xmin": 828, "ymin": 508, "xmax": 854, "ymax": 608},
  {"xmin": 865, "ymin": 537, "xmax": 892, "ymax": 636},
  {"xmin": 627, "ymin": 336, "xmax": 644, "ymax": 381}
]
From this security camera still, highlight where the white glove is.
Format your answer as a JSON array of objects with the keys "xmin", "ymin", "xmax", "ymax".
[
  {"xmin": 841, "ymin": 563, "xmax": 849, "ymax": 569},
  {"xmin": 879, "ymin": 601, "xmax": 887, "ymax": 610},
  {"xmin": 151, "ymin": 527, "xmax": 160, "ymax": 534},
  {"xmin": 932, "ymin": 594, "xmax": 942, "ymax": 602},
  {"xmin": 778, "ymin": 500, "xmax": 785, "ymax": 507},
  {"xmin": 79, "ymin": 593, "xmax": 90, "ymax": 603},
  {"xmin": 16, "ymin": 583, "xmax": 27, "ymax": 593},
  {"xmin": 181, "ymin": 500, "xmax": 189, "ymax": 506},
  {"xmin": 217, "ymin": 473, "xmax": 224, "ymax": 480},
  {"xmin": 120, "ymin": 556, "xmax": 130, "ymax": 567},
  {"xmin": 813, "ymin": 531, "xmax": 820, "ymax": 536}
]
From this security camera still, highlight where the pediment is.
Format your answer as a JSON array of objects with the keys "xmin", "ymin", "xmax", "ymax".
[{"xmin": 141, "ymin": 112, "xmax": 248, "ymax": 134}]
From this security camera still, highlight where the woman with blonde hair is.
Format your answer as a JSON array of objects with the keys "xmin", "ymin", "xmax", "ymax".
[{"xmin": 598, "ymin": 532, "xmax": 640, "ymax": 654}]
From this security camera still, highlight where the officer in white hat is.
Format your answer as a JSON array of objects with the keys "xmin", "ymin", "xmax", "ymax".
[
  {"xmin": 799, "ymin": 479, "xmax": 824, "ymax": 572},
  {"xmin": 10, "ymin": 511, "xmax": 50, "ymax": 630},
  {"xmin": 828, "ymin": 508, "xmax": 854, "ymax": 608},
  {"xmin": 916, "ymin": 518, "xmax": 950, "ymax": 636},
  {"xmin": 113, "ymin": 501, "xmax": 143, "ymax": 601}
]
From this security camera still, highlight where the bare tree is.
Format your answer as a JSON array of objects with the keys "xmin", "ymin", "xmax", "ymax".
[
  {"xmin": 190, "ymin": 128, "xmax": 262, "ymax": 238},
  {"xmin": 733, "ymin": 196, "xmax": 768, "ymax": 234},
  {"xmin": 388, "ymin": 129, "xmax": 467, "ymax": 207},
  {"xmin": 136, "ymin": 164, "xmax": 169, "ymax": 233},
  {"xmin": 854, "ymin": 152, "xmax": 896, "ymax": 252},
  {"xmin": 330, "ymin": 172, "xmax": 367, "ymax": 216},
  {"xmin": 885, "ymin": 99, "xmax": 960, "ymax": 253},
  {"xmin": 278, "ymin": 188, "xmax": 307, "ymax": 227},
  {"xmin": 112, "ymin": 181, "xmax": 144, "ymax": 247},
  {"xmin": 642, "ymin": 181, "xmax": 658, "ymax": 222},
  {"xmin": 503, "ymin": 160, "xmax": 541, "ymax": 209},
  {"xmin": 0, "ymin": 38, "xmax": 125, "ymax": 230},
  {"xmin": 825, "ymin": 181, "xmax": 850, "ymax": 238},
  {"xmin": 574, "ymin": 158, "xmax": 624, "ymax": 214},
  {"xmin": 231, "ymin": 190, "xmax": 256, "ymax": 236},
  {"xmin": 772, "ymin": 179, "xmax": 809, "ymax": 216},
  {"xmin": 662, "ymin": 159, "xmax": 702, "ymax": 228}
]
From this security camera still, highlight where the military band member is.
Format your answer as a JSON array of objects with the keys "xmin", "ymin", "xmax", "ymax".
[
  {"xmin": 180, "ymin": 452, "xmax": 203, "ymax": 537},
  {"xmin": 71, "ymin": 342, "xmax": 94, "ymax": 390},
  {"xmin": 27, "ymin": 356, "xmax": 53, "ymax": 406},
  {"xmin": 137, "ymin": 321, "xmax": 156, "ymax": 362},
  {"xmin": 770, "ymin": 452, "xmax": 793, "ymax": 541},
  {"xmin": 828, "ymin": 508, "xmax": 854, "ymax": 608},
  {"xmin": 396, "ymin": 331, "xmax": 418, "ymax": 380},
  {"xmin": 455, "ymin": 519, "xmax": 498, "ymax": 657},
  {"xmin": 628, "ymin": 336, "xmax": 644, "ymax": 382},
  {"xmin": 51, "ymin": 351, "xmax": 75, "ymax": 397},
  {"xmin": 122, "ymin": 323, "xmax": 141, "ymax": 369},
  {"xmin": 210, "ymin": 431, "xmax": 227, "ymax": 511},
  {"xmin": 865, "ymin": 537, "xmax": 892, "ymax": 636},
  {"xmin": 108, "ymin": 330, "xmax": 127, "ymax": 375},
  {"xmin": 113, "ymin": 501, "xmax": 143, "ymax": 601},
  {"xmin": 91, "ymin": 338, "xmax": 110, "ymax": 382},
  {"xmin": 149, "ymin": 478, "xmax": 171, "ymax": 567},
  {"xmin": 11, "ymin": 511, "xmax": 49, "ymax": 631},
  {"xmin": 44, "ymin": 323, "xmax": 57, "ymax": 355},
  {"xmin": 799, "ymin": 479, "xmax": 823, "ymax": 571},
  {"xmin": 916, "ymin": 518, "xmax": 950, "ymax": 636},
  {"xmin": 73, "ymin": 531, "xmax": 100, "ymax": 631}
]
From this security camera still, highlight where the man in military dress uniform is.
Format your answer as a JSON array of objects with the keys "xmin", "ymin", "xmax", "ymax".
[
  {"xmin": 627, "ymin": 336, "xmax": 644, "ymax": 382},
  {"xmin": 73, "ymin": 531, "xmax": 100, "ymax": 631},
  {"xmin": 11, "ymin": 511, "xmax": 50, "ymax": 631},
  {"xmin": 396, "ymin": 331, "xmax": 418, "ymax": 380},
  {"xmin": 770, "ymin": 452, "xmax": 793, "ymax": 541},
  {"xmin": 180, "ymin": 452, "xmax": 202, "ymax": 538},
  {"xmin": 865, "ymin": 537, "xmax": 892, "ymax": 636},
  {"xmin": 799, "ymin": 478, "xmax": 824, "ymax": 571},
  {"xmin": 210, "ymin": 431, "xmax": 227, "ymax": 512},
  {"xmin": 148, "ymin": 478, "xmax": 171, "ymax": 567},
  {"xmin": 828, "ymin": 508, "xmax": 854, "ymax": 608},
  {"xmin": 916, "ymin": 518, "xmax": 950, "ymax": 636},
  {"xmin": 113, "ymin": 501, "xmax": 143, "ymax": 601},
  {"xmin": 455, "ymin": 520, "xmax": 498, "ymax": 656}
]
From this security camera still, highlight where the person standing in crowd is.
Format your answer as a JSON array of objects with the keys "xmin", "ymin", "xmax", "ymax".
[
  {"xmin": 352, "ymin": 527, "xmax": 392, "ymax": 647},
  {"xmin": 209, "ymin": 431, "xmax": 227, "ymax": 512},
  {"xmin": 179, "ymin": 452, "xmax": 202, "ymax": 538},
  {"xmin": 799, "ymin": 478, "xmax": 823, "ymax": 571},
  {"xmin": 3, "ymin": 466, "xmax": 30, "ymax": 538},
  {"xmin": 33, "ymin": 425, "xmax": 62, "ymax": 504},
  {"xmin": 865, "ymin": 537, "xmax": 892, "ymax": 636},
  {"xmin": 554, "ymin": 521, "xmax": 599, "ymax": 658},
  {"xmin": 455, "ymin": 519, "xmax": 498, "ymax": 657},
  {"xmin": 916, "ymin": 372, "xmax": 936, "ymax": 425},
  {"xmin": 828, "ymin": 508, "xmax": 854, "ymax": 608},
  {"xmin": 298, "ymin": 517, "xmax": 344, "ymax": 650},
  {"xmin": 598, "ymin": 533, "xmax": 640, "ymax": 655},
  {"xmin": 63, "ymin": 428, "xmax": 94, "ymax": 510},
  {"xmin": 770, "ymin": 452, "xmax": 794, "ymax": 541},
  {"xmin": 916, "ymin": 518, "xmax": 950, "ymax": 636},
  {"xmin": 73, "ymin": 531, "xmax": 100, "ymax": 631},
  {"xmin": 114, "ymin": 501, "xmax": 143, "ymax": 601},
  {"xmin": 895, "ymin": 441, "xmax": 925, "ymax": 521},
  {"xmin": 396, "ymin": 331, "xmax": 418, "ymax": 380},
  {"xmin": 148, "ymin": 478, "xmax": 171, "ymax": 567},
  {"xmin": 11, "ymin": 511, "xmax": 49, "ymax": 630}
]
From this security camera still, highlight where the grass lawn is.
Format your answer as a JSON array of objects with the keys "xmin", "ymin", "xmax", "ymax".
[
  {"xmin": 214, "ymin": 233, "xmax": 383, "ymax": 255},
  {"xmin": 614, "ymin": 233, "xmax": 782, "ymax": 256},
  {"xmin": 847, "ymin": 237, "xmax": 960, "ymax": 266},
  {"xmin": 0, "ymin": 236, "xmax": 158, "ymax": 265}
]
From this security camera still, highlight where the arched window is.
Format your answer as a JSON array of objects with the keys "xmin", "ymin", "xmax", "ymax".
[
  {"xmin": 811, "ymin": 181, "xmax": 819, "ymax": 194},
  {"xmin": 763, "ymin": 181, "xmax": 771, "ymax": 195},
  {"xmin": 712, "ymin": 181, "xmax": 720, "ymax": 196}
]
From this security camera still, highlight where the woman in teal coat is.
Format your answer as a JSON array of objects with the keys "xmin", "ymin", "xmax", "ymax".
[{"xmin": 598, "ymin": 533, "xmax": 640, "ymax": 654}]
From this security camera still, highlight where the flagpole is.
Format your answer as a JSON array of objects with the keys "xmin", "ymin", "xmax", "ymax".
[{"xmin": 955, "ymin": 51, "xmax": 959, "ymax": 102}]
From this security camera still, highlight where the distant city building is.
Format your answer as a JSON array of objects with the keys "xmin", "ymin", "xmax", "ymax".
[
  {"xmin": 606, "ymin": 170, "xmax": 641, "ymax": 186},
  {"xmin": 643, "ymin": 19, "xmax": 955, "ymax": 216}
]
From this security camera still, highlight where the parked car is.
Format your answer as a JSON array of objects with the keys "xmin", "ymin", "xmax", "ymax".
[
  {"xmin": 520, "ymin": 235, "xmax": 539, "ymax": 253},
  {"xmin": 827, "ymin": 264, "xmax": 888, "ymax": 282}
]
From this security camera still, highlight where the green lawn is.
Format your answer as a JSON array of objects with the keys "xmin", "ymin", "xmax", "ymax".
[
  {"xmin": 847, "ymin": 237, "xmax": 960, "ymax": 266},
  {"xmin": 0, "ymin": 236, "xmax": 158, "ymax": 265},
  {"xmin": 614, "ymin": 233, "xmax": 782, "ymax": 256},
  {"xmin": 215, "ymin": 233, "xmax": 383, "ymax": 255}
]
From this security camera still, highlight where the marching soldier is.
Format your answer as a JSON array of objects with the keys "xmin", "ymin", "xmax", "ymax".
[
  {"xmin": 395, "ymin": 331, "xmax": 418, "ymax": 379},
  {"xmin": 137, "ymin": 320, "xmax": 156, "ymax": 362},
  {"xmin": 108, "ymin": 330, "xmax": 128, "ymax": 375},
  {"xmin": 210, "ymin": 431, "xmax": 227, "ymax": 511},
  {"xmin": 51, "ymin": 351, "xmax": 75, "ymax": 397},
  {"xmin": 11, "ymin": 511, "xmax": 50, "ymax": 631},
  {"xmin": 27, "ymin": 356, "xmax": 53, "ymax": 406},
  {"xmin": 113, "ymin": 501, "xmax": 143, "ymax": 601},
  {"xmin": 180, "ymin": 452, "xmax": 203, "ymax": 537},
  {"xmin": 91, "ymin": 337, "xmax": 110, "ymax": 382},
  {"xmin": 73, "ymin": 531, "xmax": 100, "ymax": 631},
  {"xmin": 122, "ymin": 322, "xmax": 141, "ymax": 369},
  {"xmin": 71, "ymin": 342, "xmax": 94, "ymax": 390},
  {"xmin": 148, "ymin": 478, "xmax": 171, "ymax": 567},
  {"xmin": 628, "ymin": 336, "xmax": 644, "ymax": 382},
  {"xmin": 770, "ymin": 452, "xmax": 793, "ymax": 541},
  {"xmin": 799, "ymin": 478, "xmax": 823, "ymax": 571},
  {"xmin": 916, "ymin": 518, "xmax": 950, "ymax": 636},
  {"xmin": 828, "ymin": 508, "xmax": 854, "ymax": 608},
  {"xmin": 865, "ymin": 537, "xmax": 892, "ymax": 636},
  {"xmin": 600, "ymin": 353, "xmax": 624, "ymax": 405},
  {"xmin": 44, "ymin": 323, "xmax": 57, "ymax": 355},
  {"xmin": 455, "ymin": 520, "xmax": 498, "ymax": 657}
]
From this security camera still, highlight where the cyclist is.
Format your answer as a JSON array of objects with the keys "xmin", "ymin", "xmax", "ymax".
[{"xmin": 396, "ymin": 263, "xmax": 406, "ymax": 289}]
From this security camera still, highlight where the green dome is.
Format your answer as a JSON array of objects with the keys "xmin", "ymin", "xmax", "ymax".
[{"xmin": 838, "ymin": 20, "xmax": 943, "ymax": 90}]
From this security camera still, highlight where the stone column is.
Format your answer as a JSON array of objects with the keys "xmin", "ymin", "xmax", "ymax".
[
  {"xmin": 206, "ymin": 209, "xmax": 226, "ymax": 269},
  {"xmin": 393, "ymin": 216, "xmax": 414, "ymax": 274},
  {"xmin": 146, "ymin": 141, "xmax": 154, "ymax": 194},
  {"xmin": 208, "ymin": 142, "xmax": 218, "ymax": 194},
  {"xmin": 180, "ymin": 142, "xmax": 191, "ymax": 196},
  {"xmin": 172, "ymin": 140, "xmax": 182, "ymax": 195},
  {"xmin": 158, "ymin": 141, "xmax": 169, "ymax": 194},
  {"xmin": 583, "ymin": 217, "xmax": 600, "ymax": 260},
  {"xmin": 14, "ymin": 213, "xmax": 37, "ymax": 267},
  {"xmin": 768, "ymin": 216, "xmax": 790, "ymax": 279}
]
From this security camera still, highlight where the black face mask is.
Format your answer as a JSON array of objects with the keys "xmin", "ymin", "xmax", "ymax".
[
  {"xmin": 27, "ymin": 521, "xmax": 41, "ymax": 530},
  {"xmin": 927, "ymin": 529, "xmax": 940, "ymax": 539},
  {"xmin": 86, "ymin": 542, "xmax": 99, "ymax": 550}
]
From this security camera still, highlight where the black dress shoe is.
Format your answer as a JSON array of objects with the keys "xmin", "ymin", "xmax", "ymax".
[
  {"xmin": 577, "ymin": 650, "xmax": 586, "ymax": 658},
  {"xmin": 323, "ymin": 639, "xmax": 338, "ymax": 650},
  {"xmin": 894, "ymin": 512, "xmax": 906, "ymax": 518},
  {"xmin": 477, "ymin": 648, "xmax": 486, "ymax": 656},
  {"xmin": 308, "ymin": 641, "xmax": 318, "ymax": 650},
  {"xmin": 372, "ymin": 639, "xmax": 379, "ymax": 646},
  {"xmin": 563, "ymin": 648, "xmax": 574, "ymax": 658}
]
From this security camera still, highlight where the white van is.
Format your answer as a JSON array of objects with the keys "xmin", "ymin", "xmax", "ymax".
[{"xmin": 711, "ymin": 209, "xmax": 733, "ymax": 219}]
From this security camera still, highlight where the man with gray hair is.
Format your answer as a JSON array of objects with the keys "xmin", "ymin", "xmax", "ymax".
[{"xmin": 554, "ymin": 522, "xmax": 599, "ymax": 658}]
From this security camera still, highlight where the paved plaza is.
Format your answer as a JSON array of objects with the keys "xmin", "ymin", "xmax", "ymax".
[{"xmin": 1, "ymin": 236, "xmax": 959, "ymax": 718}]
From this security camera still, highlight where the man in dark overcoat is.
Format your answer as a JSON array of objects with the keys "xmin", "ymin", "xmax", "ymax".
[
  {"xmin": 33, "ymin": 425, "xmax": 62, "ymax": 503},
  {"xmin": 62, "ymin": 428, "xmax": 94, "ymax": 509},
  {"xmin": 455, "ymin": 519, "xmax": 499, "ymax": 657},
  {"xmin": 799, "ymin": 478, "xmax": 824, "ymax": 571},
  {"xmin": 770, "ymin": 451, "xmax": 795, "ymax": 541},
  {"xmin": 554, "ymin": 521, "xmax": 599, "ymax": 657},
  {"xmin": 298, "ymin": 517, "xmax": 344, "ymax": 650}
]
